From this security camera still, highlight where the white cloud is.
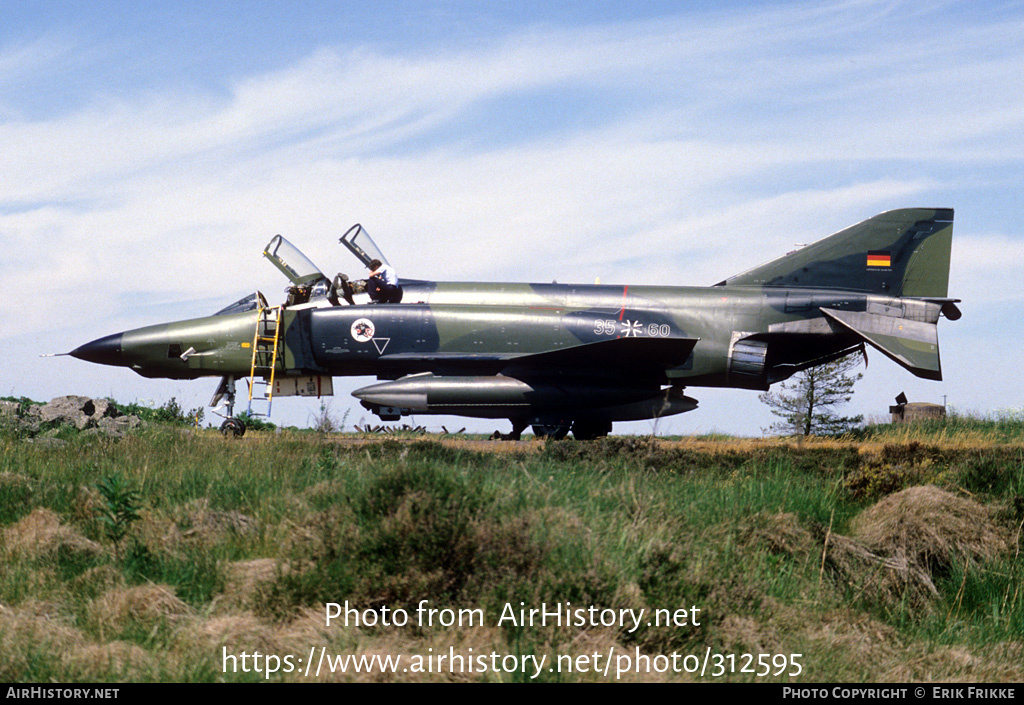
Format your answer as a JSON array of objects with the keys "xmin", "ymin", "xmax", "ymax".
[{"xmin": 950, "ymin": 233, "xmax": 1024, "ymax": 305}]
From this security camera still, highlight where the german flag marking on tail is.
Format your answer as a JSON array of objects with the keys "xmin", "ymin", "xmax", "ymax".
[{"xmin": 867, "ymin": 250, "xmax": 891, "ymax": 268}]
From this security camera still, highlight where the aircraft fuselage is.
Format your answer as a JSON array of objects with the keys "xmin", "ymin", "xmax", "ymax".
[{"xmin": 71, "ymin": 280, "xmax": 938, "ymax": 401}]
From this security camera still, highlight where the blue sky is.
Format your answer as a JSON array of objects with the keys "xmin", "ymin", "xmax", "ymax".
[{"xmin": 3, "ymin": 1, "xmax": 1023, "ymax": 435}]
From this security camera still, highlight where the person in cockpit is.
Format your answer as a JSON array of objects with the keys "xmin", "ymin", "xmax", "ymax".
[{"xmin": 366, "ymin": 258, "xmax": 403, "ymax": 303}]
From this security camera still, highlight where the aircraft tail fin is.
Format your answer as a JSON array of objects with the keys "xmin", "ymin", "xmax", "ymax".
[{"xmin": 719, "ymin": 208, "xmax": 954, "ymax": 297}]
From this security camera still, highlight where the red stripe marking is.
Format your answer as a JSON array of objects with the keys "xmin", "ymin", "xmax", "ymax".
[{"xmin": 619, "ymin": 285, "xmax": 629, "ymax": 321}]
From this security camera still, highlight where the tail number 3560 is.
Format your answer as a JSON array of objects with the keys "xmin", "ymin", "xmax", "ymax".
[{"xmin": 594, "ymin": 319, "xmax": 671, "ymax": 337}]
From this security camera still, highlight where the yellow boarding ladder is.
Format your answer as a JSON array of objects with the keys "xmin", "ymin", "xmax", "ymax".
[{"xmin": 247, "ymin": 302, "xmax": 282, "ymax": 418}]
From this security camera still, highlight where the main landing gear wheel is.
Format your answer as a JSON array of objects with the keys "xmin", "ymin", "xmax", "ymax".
[
  {"xmin": 532, "ymin": 424, "xmax": 571, "ymax": 440},
  {"xmin": 490, "ymin": 419, "xmax": 529, "ymax": 441},
  {"xmin": 220, "ymin": 417, "xmax": 246, "ymax": 437}
]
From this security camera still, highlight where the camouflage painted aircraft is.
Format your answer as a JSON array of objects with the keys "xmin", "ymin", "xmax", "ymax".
[{"xmin": 67, "ymin": 208, "xmax": 959, "ymax": 438}]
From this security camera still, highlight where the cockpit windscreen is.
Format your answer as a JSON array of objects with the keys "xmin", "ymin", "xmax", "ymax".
[{"xmin": 214, "ymin": 293, "xmax": 260, "ymax": 316}]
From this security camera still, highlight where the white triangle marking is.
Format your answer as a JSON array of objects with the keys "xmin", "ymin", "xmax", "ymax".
[{"xmin": 373, "ymin": 338, "xmax": 391, "ymax": 354}]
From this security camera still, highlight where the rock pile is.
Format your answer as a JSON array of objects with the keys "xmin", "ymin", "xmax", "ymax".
[{"xmin": 1, "ymin": 395, "xmax": 144, "ymax": 439}]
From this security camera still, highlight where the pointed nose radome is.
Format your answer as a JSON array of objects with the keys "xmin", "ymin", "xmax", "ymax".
[{"xmin": 70, "ymin": 332, "xmax": 124, "ymax": 367}]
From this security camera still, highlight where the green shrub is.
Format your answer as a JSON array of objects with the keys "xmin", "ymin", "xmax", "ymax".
[
  {"xmin": 236, "ymin": 411, "xmax": 275, "ymax": 432},
  {"xmin": 111, "ymin": 397, "xmax": 203, "ymax": 426}
]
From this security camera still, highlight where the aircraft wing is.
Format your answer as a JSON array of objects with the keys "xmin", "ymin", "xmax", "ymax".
[
  {"xmin": 378, "ymin": 336, "xmax": 699, "ymax": 375},
  {"xmin": 508, "ymin": 336, "xmax": 698, "ymax": 368}
]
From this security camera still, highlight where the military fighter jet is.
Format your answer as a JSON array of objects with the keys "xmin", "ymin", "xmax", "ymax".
[{"xmin": 67, "ymin": 209, "xmax": 959, "ymax": 439}]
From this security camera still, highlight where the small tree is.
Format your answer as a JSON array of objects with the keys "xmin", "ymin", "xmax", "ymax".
[{"xmin": 759, "ymin": 351, "xmax": 865, "ymax": 436}]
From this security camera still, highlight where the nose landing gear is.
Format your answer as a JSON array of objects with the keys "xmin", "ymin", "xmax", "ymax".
[{"xmin": 211, "ymin": 375, "xmax": 247, "ymax": 437}]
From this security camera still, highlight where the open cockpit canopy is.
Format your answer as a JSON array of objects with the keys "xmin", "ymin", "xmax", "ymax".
[
  {"xmin": 339, "ymin": 223, "xmax": 390, "ymax": 269},
  {"xmin": 257, "ymin": 226, "xmax": 397, "ymax": 308},
  {"xmin": 264, "ymin": 234, "xmax": 326, "ymax": 287}
]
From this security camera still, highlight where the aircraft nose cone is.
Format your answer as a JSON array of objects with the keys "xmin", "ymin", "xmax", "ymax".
[{"xmin": 70, "ymin": 332, "xmax": 124, "ymax": 366}]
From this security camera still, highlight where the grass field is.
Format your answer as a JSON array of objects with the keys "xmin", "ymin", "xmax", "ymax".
[{"xmin": 1, "ymin": 415, "xmax": 1022, "ymax": 682}]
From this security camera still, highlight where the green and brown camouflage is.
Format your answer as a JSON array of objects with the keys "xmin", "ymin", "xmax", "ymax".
[{"xmin": 69, "ymin": 208, "xmax": 958, "ymax": 438}]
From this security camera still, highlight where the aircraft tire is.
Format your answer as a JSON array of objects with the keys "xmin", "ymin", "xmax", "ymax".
[
  {"xmin": 220, "ymin": 418, "xmax": 246, "ymax": 438},
  {"xmin": 532, "ymin": 424, "xmax": 570, "ymax": 440},
  {"xmin": 571, "ymin": 420, "xmax": 611, "ymax": 440}
]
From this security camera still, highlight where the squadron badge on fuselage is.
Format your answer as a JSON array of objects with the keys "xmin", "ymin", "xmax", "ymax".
[{"xmin": 351, "ymin": 318, "xmax": 375, "ymax": 343}]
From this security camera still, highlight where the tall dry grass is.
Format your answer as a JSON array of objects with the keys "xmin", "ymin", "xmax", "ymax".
[{"xmin": 0, "ymin": 421, "xmax": 1021, "ymax": 682}]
